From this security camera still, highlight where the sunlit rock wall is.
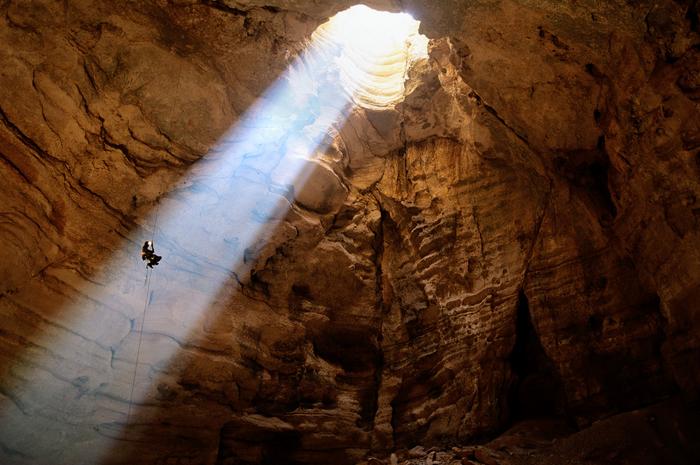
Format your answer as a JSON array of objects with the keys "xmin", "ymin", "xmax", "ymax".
[{"xmin": 0, "ymin": 1, "xmax": 698, "ymax": 464}]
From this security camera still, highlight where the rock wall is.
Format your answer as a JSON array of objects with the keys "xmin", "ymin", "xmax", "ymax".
[{"xmin": 0, "ymin": 1, "xmax": 698, "ymax": 464}]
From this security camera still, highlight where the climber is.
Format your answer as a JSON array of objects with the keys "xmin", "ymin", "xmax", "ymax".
[{"xmin": 141, "ymin": 240, "xmax": 162, "ymax": 269}]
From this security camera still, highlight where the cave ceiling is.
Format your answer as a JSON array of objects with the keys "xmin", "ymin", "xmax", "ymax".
[{"xmin": 0, "ymin": 1, "xmax": 699, "ymax": 464}]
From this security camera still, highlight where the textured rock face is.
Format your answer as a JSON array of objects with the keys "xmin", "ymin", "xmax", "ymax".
[
  {"xmin": 0, "ymin": 1, "xmax": 699, "ymax": 465},
  {"xmin": 387, "ymin": 400, "xmax": 700, "ymax": 465}
]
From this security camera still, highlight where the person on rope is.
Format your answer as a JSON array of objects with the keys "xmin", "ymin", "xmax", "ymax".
[{"xmin": 141, "ymin": 240, "xmax": 162, "ymax": 269}]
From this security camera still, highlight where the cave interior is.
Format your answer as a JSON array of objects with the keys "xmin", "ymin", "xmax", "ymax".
[{"xmin": 1, "ymin": 1, "xmax": 700, "ymax": 464}]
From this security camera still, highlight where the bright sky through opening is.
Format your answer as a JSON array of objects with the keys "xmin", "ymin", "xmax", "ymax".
[{"xmin": 314, "ymin": 5, "xmax": 428, "ymax": 109}]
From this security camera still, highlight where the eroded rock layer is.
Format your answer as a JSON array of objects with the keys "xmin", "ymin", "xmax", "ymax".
[{"xmin": 0, "ymin": 1, "xmax": 699, "ymax": 465}]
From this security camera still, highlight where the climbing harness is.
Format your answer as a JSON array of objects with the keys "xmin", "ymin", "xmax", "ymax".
[{"xmin": 126, "ymin": 199, "xmax": 161, "ymax": 426}]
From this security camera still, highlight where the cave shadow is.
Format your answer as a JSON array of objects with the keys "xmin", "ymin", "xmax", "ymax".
[
  {"xmin": 507, "ymin": 290, "xmax": 566, "ymax": 423},
  {"xmin": 515, "ymin": 140, "xmax": 683, "ymax": 431}
]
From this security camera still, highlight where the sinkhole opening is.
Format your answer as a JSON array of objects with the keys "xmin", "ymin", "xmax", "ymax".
[{"xmin": 312, "ymin": 4, "xmax": 429, "ymax": 110}]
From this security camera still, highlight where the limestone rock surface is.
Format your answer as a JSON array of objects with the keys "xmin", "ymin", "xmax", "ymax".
[{"xmin": 0, "ymin": 1, "xmax": 699, "ymax": 465}]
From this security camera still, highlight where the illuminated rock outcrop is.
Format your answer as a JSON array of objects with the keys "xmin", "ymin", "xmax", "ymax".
[{"xmin": 0, "ymin": 1, "xmax": 699, "ymax": 465}]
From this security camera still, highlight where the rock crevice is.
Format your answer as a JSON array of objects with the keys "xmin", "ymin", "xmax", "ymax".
[{"xmin": 0, "ymin": 1, "xmax": 699, "ymax": 465}]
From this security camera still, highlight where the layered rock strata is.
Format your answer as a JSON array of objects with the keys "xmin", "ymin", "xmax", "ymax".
[{"xmin": 0, "ymin": 1, "xmax": 699, "ymax": 465}]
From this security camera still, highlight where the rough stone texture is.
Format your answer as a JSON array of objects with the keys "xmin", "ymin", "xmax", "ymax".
[
  {"xmin": 0, "ymin": 1, "xmax": 699, "ymax": 465},
  {"xmin": 375, "ymin": 399, "xmax": 700, "ymax": 465}
]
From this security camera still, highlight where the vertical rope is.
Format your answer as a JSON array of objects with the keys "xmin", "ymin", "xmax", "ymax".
[
  {"xmin": 126, "ymin": 198, "xmax": 160, "ymax": 426},
  {"xmin": 126, "ymin": 267, "xmax": 151, "ymax": 425}
]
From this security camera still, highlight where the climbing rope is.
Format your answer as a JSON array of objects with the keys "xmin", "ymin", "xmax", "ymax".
[
  {"xmin": 126, "ymin": 199, "xmax": 161, "ymax": 426},
  {"xmin": 126, "ymin": 267, "xmax": 152, "ymax": 425}
]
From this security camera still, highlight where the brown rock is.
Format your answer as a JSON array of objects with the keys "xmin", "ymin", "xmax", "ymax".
[{"xmin": 1, "ymin": 1, "xmax": 699, "ymax": 465}]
